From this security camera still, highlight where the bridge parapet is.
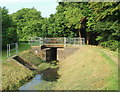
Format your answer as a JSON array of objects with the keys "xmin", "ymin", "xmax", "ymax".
[{"xmin": 28, "ymin": 37, "xmax": 85, "ymax": 47}]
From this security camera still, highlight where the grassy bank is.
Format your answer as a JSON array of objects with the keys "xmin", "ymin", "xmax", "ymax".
[
  {"xmin": 54, "ymin": 46, "xmax": 118, "ymax": 90},
  {"xmin": 2, "ymin": 43, "xmax": 43, "ymax": 90},
  {"xmin": 2, "ymin": 59, "xmax": 34, "ymax": 90}
]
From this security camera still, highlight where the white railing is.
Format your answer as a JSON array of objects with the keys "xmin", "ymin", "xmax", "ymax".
[
  {"xmin": 29, "ymin": 37, "xmax": 85, "ymax": 46},
  {"xmin": 7, "ymin": 43, "xmax": 18, "ymax": 57}
]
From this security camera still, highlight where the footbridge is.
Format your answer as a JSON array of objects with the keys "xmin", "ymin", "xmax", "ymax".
[{"xmin": 29, "ymin": 37, "xmax": 85, "ymax": 61}]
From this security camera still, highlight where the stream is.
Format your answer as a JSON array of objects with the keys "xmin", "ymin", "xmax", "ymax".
[{"xmin": 19, "ymin": 68, "xmax": 59, "ymax": 90}]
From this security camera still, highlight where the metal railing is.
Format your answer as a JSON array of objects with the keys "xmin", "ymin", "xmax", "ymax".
[
  {"xmin": 29, "ymin": 37, "xmax": 85, "ymax": 46},
  {"xmin": 7, "ymin": 43, "xmax": 18, "ymax": 57}
]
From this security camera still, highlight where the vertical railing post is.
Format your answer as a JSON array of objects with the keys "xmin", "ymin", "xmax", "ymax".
[
  {"xmin": 80, "ymin": 38, "xmax": 82, "ymax": 45},
  {"xmin": 74, "ymin": 38, "xmax": 75, "ymax": 46},
  {"xmin": 42, "ymin": 37, "xmax": 43, "ymax": 45},
  {"xmin": 64, "ymin": 37, "xmax": 66, "ymax": 47},
  {"xmin": 16, "ymin": 43, "xmax": 18, "ymax": 53},
  {"xmin": 39, "ymin": 37, "xmax": 41, "ymax": 46}
]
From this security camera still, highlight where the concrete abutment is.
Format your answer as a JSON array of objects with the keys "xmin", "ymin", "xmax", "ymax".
[{"xmin": 31, "ymin": 46, "xmax": 80, "ymax": 61}]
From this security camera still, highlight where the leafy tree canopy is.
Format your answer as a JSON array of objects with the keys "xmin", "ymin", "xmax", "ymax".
[
  {"xmin": 1, "ymin": 7, "xmax": 18, "ymax": 48},
  {"xmin": 11, "ymin": 8, "xmax": 43, "ymax": 41}
]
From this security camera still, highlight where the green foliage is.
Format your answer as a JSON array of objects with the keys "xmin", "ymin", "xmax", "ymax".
[
  {"xmin": 11, "ymin": 8, "xmax": 43, "ymax": 41},
  {"xmin": 94, "ymin": 21, "xmax": 120, "ymax": 51},
  {"xmin": 1, "ymin": 7, "xmax": 18, "ymax": 48},
  {"xmin": 54, "ymin": 2, "xmax": 90, "ymax": 37},
  {"xmin": 99, "ymin": 40, "xmax": 119, "ymax": 51},
  {"xmin": 2, "ymin": 2, "xmax": 120, "ymax": 51},
  {"xmin": 87, "ymin": 2, "xmax": 120, "ymax": 51}
]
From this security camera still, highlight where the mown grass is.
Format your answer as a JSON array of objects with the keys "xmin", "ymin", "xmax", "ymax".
[{"xmin": 53, "ymin": 46, "xmax": 118, "ymax": 90}]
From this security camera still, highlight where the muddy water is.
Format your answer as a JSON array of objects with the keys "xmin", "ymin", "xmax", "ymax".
[{"xmin": 19, "ymin": 68, "xmax": 59, "ymax": 90}]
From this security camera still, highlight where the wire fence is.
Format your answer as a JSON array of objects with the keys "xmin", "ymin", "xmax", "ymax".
[{"xmin": 29, "ymin": 37, "xmax": 85, "ymax": 46}]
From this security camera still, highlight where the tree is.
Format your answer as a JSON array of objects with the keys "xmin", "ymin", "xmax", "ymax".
[
  {"xmin": 1, "ymin": 7, "xmax": 18, "ymax": 49},
  {"xmin": 11, "ymin": 8, "xmax": 43, "ymax": 41},
  {"xmin": 88, "ymin": 2, "xmax": 120, "ymax": 50}
]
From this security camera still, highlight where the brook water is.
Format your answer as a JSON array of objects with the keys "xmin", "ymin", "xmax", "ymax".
[{"xmin": 19, "ymin": 68, "xmax": 59, "ymax": 90}]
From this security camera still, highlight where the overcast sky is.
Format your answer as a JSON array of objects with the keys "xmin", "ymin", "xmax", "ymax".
[{"xmin": 1, "ymin": 0, "xmax": 59, "ymax": 17}]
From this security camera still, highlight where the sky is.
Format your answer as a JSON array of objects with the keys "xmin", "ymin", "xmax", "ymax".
[{"xmin": 1, "ymin": 0, "xmax": 59, "ymax": 17}]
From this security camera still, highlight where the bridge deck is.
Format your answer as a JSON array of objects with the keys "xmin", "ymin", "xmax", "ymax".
[{"xmin": 42, "ymin": 44, "xmax": 64, "ymax": 48}]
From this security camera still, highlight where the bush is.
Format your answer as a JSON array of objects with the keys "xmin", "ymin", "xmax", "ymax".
[{"xmin": 100, "ymin": 40, "xmax": 119, "ymax": 51}]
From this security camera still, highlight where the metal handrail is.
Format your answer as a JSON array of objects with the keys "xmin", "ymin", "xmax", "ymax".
[
  {"xmin": 29, "ymin": 37, "xmax": 85, "ymax": 46},
  {"xmin": 7, "ymin": 43, "xmax": 18, "ymax": 57}
]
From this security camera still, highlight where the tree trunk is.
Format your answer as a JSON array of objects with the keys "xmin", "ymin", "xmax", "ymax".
[
  {"xmin": 78, "ymin": 28, "xmax": 81, "ymax": 38},
  {"xmin": 78, "ymin": 25, "xmax": 82, "ymax": 45},
  {"xmin": 86, "ymin": 32, "xmax": 90, "ymax": 45}
]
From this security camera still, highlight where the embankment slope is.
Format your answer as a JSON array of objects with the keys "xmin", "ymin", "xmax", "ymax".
[
  {"xmin": 2, "ymin": 50, "xmax": 42, "ymax": 90},
  {"xmin": 54, "ymin": 46, "xmax": 118, "ymax": 90}
]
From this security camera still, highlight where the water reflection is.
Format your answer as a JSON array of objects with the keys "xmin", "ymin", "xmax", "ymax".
[
  {"xmin": 19, "ymin": 74, "xmax": 42, "ymax": 90},
  {"xmin": 19, "ymin": 68, "xmax": 59, "ymax": 90},
  {"xmin": 42, "ymin": 68, "xmax": 59, "ymax": 81}
]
